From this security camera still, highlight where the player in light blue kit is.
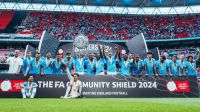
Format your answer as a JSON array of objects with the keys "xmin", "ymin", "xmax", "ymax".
[
  {"xmin": 102, "ymin": 45, "xmax": 119, "ymax": 75},
  {"xmin": 169, "ymin": 55, "xmax": 181, "ymax": 76},
  {"xmin": 143, "ymin": 52, "xmax": 157, "ymax": 76},
  {"xmin": 118, "ymin": 52, "xmax": 132, "ymax": 75},
  {"xmin": 42, "ymin": 52, "xmax": 53, "ymax": 75},
  {"xmin": 85, "ymin": 53, "xmax": 96, "ymax": 75},
  {"xmin": 184, "ymin": 56, "xmax": 197, "ymax": 76},
  {"xmin": 23, "ymin": 51, "xmax": 34, "ymax": 74},
  {"xmin": 184, "ymin": 48, "xmax": 200, "ymax": 76},
  {"xmin": 21, "ymin": 76, "xmax": 38, "ymax": 99},
  {"xmin": 52, "ymin": 53, "xmax": 62, "ymax": 75},
  {"xmin": 155, "ymin": 56, "xmax": 170, "ymax": 76},
  {"xmin": 132, "ymin": 54, "xmax": 144, "ymax": 76},
  {"xmin": 177, "ymin": 54, "xmax": 187, "ymax": 76},
  {"xmin": 95, "ymin": 43, "xmax": 105, "ymax": 75},
  {"xmin": 24, "ymin": 52, "xmax": 44, "ymax": 76},
  {"xmin": 62, "ymin": 53, "xmax": 74, "ymax": 74},
  {"xmin": 73, "ymin": 52, "xmax": 86, "ymax": 75}
]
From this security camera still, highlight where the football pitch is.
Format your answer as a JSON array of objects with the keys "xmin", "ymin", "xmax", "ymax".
[{"xmin": 0, "ymin": 98, "xmax": 200, "ymax": 112}]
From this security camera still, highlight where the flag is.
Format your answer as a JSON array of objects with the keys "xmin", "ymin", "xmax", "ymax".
[
  {"xmin": 150, "ymin": 47, "xmax": 160, "ymax": 60},
  {"xmin": 126, "ymin": 33, "xmax": 148, "ymax": 59},
  {"xmin": 24, "ymin": 45, "xmax": 36, "ymax": 58},
  {"xmin": 38, "ymin": 31, "xmax": 60, "ymax": 57}
]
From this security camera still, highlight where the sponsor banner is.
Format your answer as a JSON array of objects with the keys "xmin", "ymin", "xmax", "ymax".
[
  {"xmin": 0, "ymin": 80, "xmax": 26, "ymax": 92},
  {"xmin": 59, "ymin": 41, "xmax": 128, "ymax": 56},
  {"xmin": 166, "ymin": 81, "xmax": 190, "ymax": 92},
  {"xmin": 0, "ymin": 75, "xmax": 199, "ymax": 98}
]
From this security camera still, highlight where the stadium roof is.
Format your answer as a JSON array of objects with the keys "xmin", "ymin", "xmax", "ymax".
[
  {"xmin": 1, "ymin": 0, "xmax": 200, "ymax": 15},
  {"xmin": 2, "ymin": 0, "xmax": 200, "ymax": 7}
]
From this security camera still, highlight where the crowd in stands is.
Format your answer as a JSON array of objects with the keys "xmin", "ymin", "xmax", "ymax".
[{"xmin": 16, "ymin": 12, "xmax": 200, "ymax": 40}]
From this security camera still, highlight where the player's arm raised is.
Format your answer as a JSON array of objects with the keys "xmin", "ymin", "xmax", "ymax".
[
  {"xmin": 114, "ymin": 44, "xmax": 119, "ymax": 59},
  {"xmin": 73, "ymin": 43, "xmax": 76, "ymax": 57},
  {"xmin": 197, "ymin": 47, "xmax": 200, "ymax": 60},
  {"xmin": 118, "ymin": 48, "xmax": 122, "ymax": 61},
  {"xmin": 97, "ymin": 43, "xmax": 103, "ymax": 59},
  {"xmin": 102, "ymin": 45, "xmax": 106, "ymax": 59}
]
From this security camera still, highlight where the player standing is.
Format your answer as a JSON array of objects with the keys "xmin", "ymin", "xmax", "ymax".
[
  {"xmin": 118, "ymin": 52, "xmax": 132, "ymax": 75},
  {"xmin": 155, "ymin": 56, "xmax": 170, "ymax": 76},
  {"xmin": 143, "ymin": 52, "xmax": 157, "ymax": 76},
  {"xmin": 102, "ymin": 45, "xmax": 119, "ymax": 75},
  {"xmin": 61, "ymin": 53, "xmax": 74, "ymax": 74},
  {"xmin": 23, "ymin": 51, "xmax": 33, "ymax": 74},
  {"xmin": 132, "ymin": 54, "xmax": 144, "ymax": 76},
  {"xmin": 169, "ymin": 55, "xmax": 181, "ymax": 76},
  {"xmin": 24, "ymin": 52, "xmax": 44, "ymax": 76},
  {"xmin": 95, "ymin": 43, "xmax": 105, "ymax": 75},
  {"xmin": 85, "ymin": 53, "xmax": 96, "ymax": 75},
  {"xmin": 52, "ymin": 53, "xmax": 62, "ymax": 75},
  {"xmin": 42, "ymin": 52, "xmax": 53, "ymax": 75}
]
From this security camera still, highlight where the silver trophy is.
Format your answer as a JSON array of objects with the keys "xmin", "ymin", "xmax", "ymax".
[{"xmin": 74, "ymin": 35, "xmax": 89, "ymax": 49}]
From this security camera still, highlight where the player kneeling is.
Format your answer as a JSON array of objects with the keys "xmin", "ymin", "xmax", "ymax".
[
  {"xmin": 21, "ymin": 76, "xmax": 38, "ymax": 99},
  {"xmin": 62, "ymin": 70, "xmax": 82, "ymax": 98}
]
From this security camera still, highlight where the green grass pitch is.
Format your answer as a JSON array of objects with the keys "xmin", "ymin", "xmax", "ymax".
[{"xmin": 0, "ymin": 98, "xmax": 200, "ymax": 112}]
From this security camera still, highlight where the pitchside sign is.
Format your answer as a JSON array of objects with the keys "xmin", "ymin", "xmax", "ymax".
[{"xmin": 0, "ymin": 75, "xmax": 199, "ymax": 98}]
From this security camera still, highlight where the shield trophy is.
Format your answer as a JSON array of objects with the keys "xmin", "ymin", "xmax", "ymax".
[
  {"xmin": 74, "ymin": 35, "xmax": 89, "ymax": 49},
  {"xmin": 74, "ymin": 35, "xmax": 89, "ymax": 55}
]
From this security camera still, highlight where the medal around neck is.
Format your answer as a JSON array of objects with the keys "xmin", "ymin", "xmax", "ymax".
[{"xmin": 74, "ymin": 35, "xmax": 89, "ymax": 49}]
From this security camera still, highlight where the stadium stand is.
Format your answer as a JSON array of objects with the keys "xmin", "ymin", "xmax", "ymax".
[
  {"xmin": 0, "ymin": 11, "xmax": 199, "ymax": 40},
  {"xmin": 14, "ymin": 12, "xmax": 200, "ymax": 40}
]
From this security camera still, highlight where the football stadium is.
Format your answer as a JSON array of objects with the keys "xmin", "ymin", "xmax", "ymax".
[{"xmin": 0, "ymin": 0, "xmax": 200, "ymax": 112}]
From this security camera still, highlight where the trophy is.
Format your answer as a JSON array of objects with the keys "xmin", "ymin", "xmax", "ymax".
[{"xmin": 74, "ymin": 35, "xmax": 89, "ymax": 49}]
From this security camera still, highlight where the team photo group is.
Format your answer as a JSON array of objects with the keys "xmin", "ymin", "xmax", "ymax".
[{"xmin": 7, "ymin": 43, "xmax": 200, "ymax": 77}]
